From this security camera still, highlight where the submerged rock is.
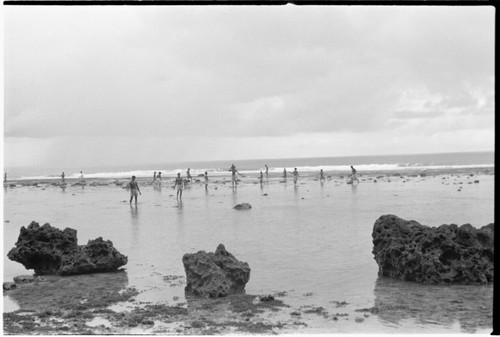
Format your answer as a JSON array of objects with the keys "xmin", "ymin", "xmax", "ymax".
[
  {"xmin": 372, "ymin": 215, "xmax": 494, "ymax": 284},
  {"xmin": 7, "ymin": 221, "xmax": 128, "ymax": 276},
  {"xmin": 3, "ymin": 282, "xmax": 17, "ymax": 291},
  {"xmin": 182, "ymin": 244, "xmax": 250, "ymax": 298},
  {"xmin": 13, "ymin": 275, "xmax": 35, "ymax": 284}
]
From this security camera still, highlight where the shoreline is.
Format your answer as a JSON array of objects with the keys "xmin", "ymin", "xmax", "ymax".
[{"xmin": 3, "ymin": 166, "xmax": 494, "ymax": 186}]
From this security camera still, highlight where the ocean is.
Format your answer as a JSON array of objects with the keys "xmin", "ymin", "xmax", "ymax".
[{"xmin": 4, "ymin": 151, "xmax": 495, "ymax": 180}]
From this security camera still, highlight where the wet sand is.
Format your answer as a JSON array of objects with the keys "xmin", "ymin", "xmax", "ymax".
[{"xmin": 2, "ymin": 168, "xmax": 494, "ymax": 334}]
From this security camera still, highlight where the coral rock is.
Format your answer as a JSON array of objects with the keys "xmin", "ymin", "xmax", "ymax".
[
  {"xmin": 7, "ymin": 221, "xmax": 127, "ymax": 276},
  {"xmin": 372, "ymin": 215, "xmax": 494, "ymax": 284},
  {"xmin": 182, "ymin": 244, "xmax": 250, "ymax": 298}
]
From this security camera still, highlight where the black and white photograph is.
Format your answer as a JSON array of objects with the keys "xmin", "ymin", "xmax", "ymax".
[{"xmin": 2, "ymin": 3, "xmax": 495, "ymax": 335}]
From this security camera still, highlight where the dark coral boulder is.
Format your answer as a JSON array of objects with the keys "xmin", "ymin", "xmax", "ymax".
[
  {"xmin": 182, "ymin": 244, "xmax": 251, "ymax": 298},
  {"xmin": 7, "ymin": 221, "xmax": 127, "ymax": 276},
  {"xmin": 372, "ymin": 215, "xmax": 494, "ymax": 284}
]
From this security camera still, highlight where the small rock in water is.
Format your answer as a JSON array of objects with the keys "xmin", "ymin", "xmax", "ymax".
[
  {"xmin": 474, "ymin": 180, "xmax": 480, "ymax": 183},
  {"xmin": 355, "ymin": 317, "xmax": 365, "ymax": 323},
  {"xmin": 234, "ymin": 203, "xmax": 252, "ymax": 210}
]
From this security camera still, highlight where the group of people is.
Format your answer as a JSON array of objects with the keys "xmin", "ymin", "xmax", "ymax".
[
  {"xmin": 126, "ymin": 164, "xmax": 359, "ymax": 204},
  {"xmin": 59, "ymin": 171, "xmax": 85, "ymax": 184}
]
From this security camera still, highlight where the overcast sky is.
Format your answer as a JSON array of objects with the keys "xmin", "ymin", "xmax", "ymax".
[{"xmin": 3, "ymin": 5, "xmax": 495, "ymax": 169}]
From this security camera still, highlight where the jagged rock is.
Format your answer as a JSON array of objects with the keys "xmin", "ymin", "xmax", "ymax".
[
  {"xmin": 372, "ymin": 215, "xmax": 494, "ymax": 284},
  {"xmin": 234, "ymin": 203, "xmax": 252, "ymax": 210},
  {"xmin": 182, "ymin": 244, "xmax": 250, "ymax": 298},
  {"xmin": 7, "ymin": 221, "xmax": 127, "ymax": 276}
]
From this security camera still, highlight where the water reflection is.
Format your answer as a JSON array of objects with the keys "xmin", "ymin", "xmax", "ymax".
[
  {"xmin": 130, "ymin": 204, "xmax": 139, "ymax": 222},
  {"xmin": 231, "ymin": 188, "xmax": 237, "ymax": 205},
  {"xmin": 130, "ymin": 204, "xmax": 140, "ymax": 247},
  {"xmin": 6, "ymin": 271, "xmax": 130, "ymax": 312},
  {"xmin": 372, "ymin": 277, "xmax": 493, "ymax": 333},
  {"xmin": 153, "ymin": 182, "xmax": 162, "ymax": 192}
]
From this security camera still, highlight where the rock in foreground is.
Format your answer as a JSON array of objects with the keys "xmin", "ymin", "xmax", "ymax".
[
  {"xmin": 7, "ymin": 221, "xmax": 128, "ymax": 275},
  {"xmin": 372, "ymin": 215, "xmax": 494, "ymax": 284},
  {"xmin": 183, "ymin": 244, "xmax": 250, "ymax": 298}
]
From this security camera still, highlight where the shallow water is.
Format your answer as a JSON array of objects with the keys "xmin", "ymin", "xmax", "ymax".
[{"xmin": 2, "ymin": 173, "xmax": 494, "ymax": 333}]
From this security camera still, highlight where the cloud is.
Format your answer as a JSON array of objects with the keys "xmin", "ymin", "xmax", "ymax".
[{"xmin": 3, "ymin": 6, "xmax": 495, "ymax": 168}]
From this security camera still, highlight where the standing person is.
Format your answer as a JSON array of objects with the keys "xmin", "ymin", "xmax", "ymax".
[
  {"xmin": 292, "ymin": 168, "xmax": 299, "ymax": 185},
  {"xmin": 153, "ymin": 172, "xmax": 157, "ymax": 182},
  {"xmin": 155, "ymin": 172, "xmax": 162, "ymax": 187},
  {"xmin": 61, "ymin": 172, "xmax": 65, "ymax": 183},
  {"xmin": 283, "ymin": 168, "xmax": 287, "ymax": 179},
  {"xmin": 174, "ymin": 173, "xmax": 184, "ymax": 200},
  {"xmin": 4, "ymin": 173, "xmax": 6, "ymax": 183},
  {"xmin": 128, "ymin": 176, "xmax": 141, "ymax": 205},
  {"xmin": 350, "ymin": 166, "xmax": 360, "ymax": 184},
  {"xmin": 204, "ymin": 172, "xmax": 209, "ymax": 189},
  {"xmin": 80, "ymin": 171, "xmax": 84, "ymax": 180},
  {"xmin": 186, "ymin": 168, "xmax": 192, "ymax": 183},
  {"xmin": 258, "ymin": 171, "xmax": 264, "ymax": 185},
  {"xmin": 265, "ymin": 164, "xmax": 269, "ymax": 178},
  {"xmin": 320, "ymin": 169, "xmax": 325, "ymax": 181},
  {"xmin": 228, "ymin": 164, "xmax": 241, "ymax": 187}
]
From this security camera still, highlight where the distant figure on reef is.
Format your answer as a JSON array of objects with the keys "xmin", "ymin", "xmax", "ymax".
[
  {"xmin": 259, "ymin": 171, "xmax": 264, "ymax": 185},
  {"xmin": 228, "ymin": 164, "xmax": 241, "ymax": 187},
  {"xmin": 79, "ymin": 171, "xmax": 86, "ymax": 184},
  {"xmin": 349, "ymin": 166, "xmax": 360, "ymax": 184},
  {"xmin": 320, "ymin": 169, "xmax": 325, "ymax": 181},
  {"xmin": 61, "ymin": 172, "xmax": 65, "ymax": 183},
  {"xmin": 153, "ymin": 172, "xmax": 157, "ymax": 182},
  {"xmin": 157, "ymin": 172, "xmax": 162, "ymax": 181},
  {"xmin": 292, "ymin": 168, "xmax": 299, "ymax": 185},
  {"xmin": 128, "ymin": 176, "xmax": 141, "ymax": 205},
  {"xmin": 265, "ymin": 164, "xmax": 269, "ymax": 178},
  {"xmin": 187, "ymin": 168, "xmax": 192, "ymax": 183},
  {"xmin": 174, "ymin": 173, "xmax": 184, "ymax": 200},
  {"xmin": 283, "ymin": 168, "xmax": 287, "ymax": 179},
  {"xmin": 204, "ymin": 172, "xmax": 209, "ymax": 189},
  {"xmin": 4, "ymin": 173, "xmax": 7, "ymax": 183}
]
